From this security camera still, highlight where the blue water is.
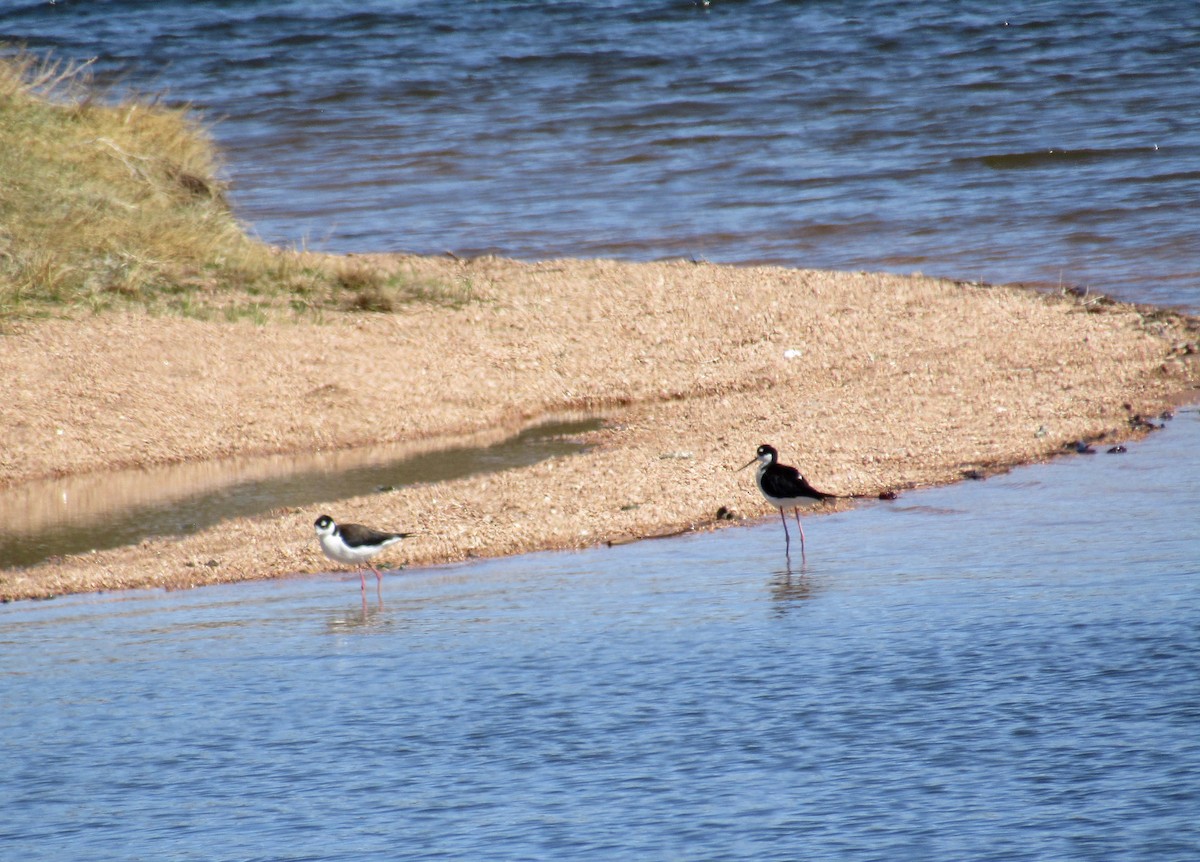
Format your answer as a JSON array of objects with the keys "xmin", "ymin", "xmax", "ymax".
[
  {"xmin": 2, "ymin": 2, "xmax": 1199, "ymax": 859},
  {"xmin": 3, "ymin": 0, "xmax": 1198, "ymax": 308},
  {"xmin": 3, "ymin": 413, "xmax": 1199, "ymax": 860}
]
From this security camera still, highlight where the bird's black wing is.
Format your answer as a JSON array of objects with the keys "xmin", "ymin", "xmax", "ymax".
[
  {"xmin": 762, "ymin": 464, "xmax": 834, "ymax": 501},
  {"xmin": 339, "ymin": 523, "xmax": 411, "ymax": 547}
]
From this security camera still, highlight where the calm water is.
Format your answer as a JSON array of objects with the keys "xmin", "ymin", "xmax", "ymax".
[
  {"xmin": 2, "ymin": 414, "xmax": 1198, "ymax": 861},
  {"xmin": 3, "ymin": 0, "xmax": 1198, "ymax": 308},
  {"xmin": 0, "ymin": 418, "xmax": 599, "ymax": 570},
  {"xmin": 3, "ymin": 2, "xmax": 1199, "ymax": 859}
]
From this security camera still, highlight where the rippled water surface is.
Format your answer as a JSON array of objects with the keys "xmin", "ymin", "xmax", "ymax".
[
  {"xmin": 3, "ymin": 0, "xmax": 1198, "ymax": 307},
  {"xmin": 3, "ymin": 3, "xmax": 1199, "ymax": 859},
  {"xmin": 3, "ymin": 414, "xmax": 1199, "ymax": 861}
]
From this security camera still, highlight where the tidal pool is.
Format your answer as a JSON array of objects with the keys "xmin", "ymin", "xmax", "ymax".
[{"xmin": 0, "ymin": 417, "xmax": 600, "ymax": 570}]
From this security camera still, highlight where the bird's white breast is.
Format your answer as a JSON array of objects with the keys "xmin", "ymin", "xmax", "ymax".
[{"xmin": 319, "ymin": 532, "xmax": 395, "ymax": 565}]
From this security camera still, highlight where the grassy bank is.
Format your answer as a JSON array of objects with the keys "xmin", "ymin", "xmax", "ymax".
[{"xmin": 0, "ymin": 50, "xmax": 461, "ymax": 324}]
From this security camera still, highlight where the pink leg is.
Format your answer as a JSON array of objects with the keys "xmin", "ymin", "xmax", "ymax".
[
  {"xmin": 779, "ymin": 508, "xmax": 791, "ymax": 553},
  {"xmin": 371, "ymin": 564, "xmax": 385, "ymax": 606},
  {"xmin": 794, "ymin": 510, "xmax": 807, "ymax": 561}
]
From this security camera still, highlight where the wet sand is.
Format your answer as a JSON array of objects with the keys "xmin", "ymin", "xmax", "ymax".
[{"xmin": 2, "ymin": 254, "xmax": 1197, "ymax": 601}]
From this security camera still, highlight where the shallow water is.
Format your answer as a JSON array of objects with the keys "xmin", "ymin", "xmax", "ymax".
[
  {"xmin": 2, "ymin": 3, "xmax": 1199, "ymax": 858},
  {"xmin": 0, "ymin": 418, "xmax": 598, "ymax": 570},
  {"xmin": 3, "ymin": 413, "xmax": 1198, "ymax": 861},
  {"xmin": 4, "ymin": 0, "xmax": 1198, "ymax": 308}
]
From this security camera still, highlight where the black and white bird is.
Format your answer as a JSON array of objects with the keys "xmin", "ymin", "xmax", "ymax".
[
  {"xmin": 740, "ymin": 444, "xmax": 837, "ymax": 560},
  {"xmin": 314, "ymin": 514, "xmax": 414, "ymax": 595}
]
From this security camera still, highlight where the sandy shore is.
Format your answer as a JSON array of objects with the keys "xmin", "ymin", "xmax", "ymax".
[{"xmin": 2, "ymin": 255, "xmax": 1197, "ymax": 601}]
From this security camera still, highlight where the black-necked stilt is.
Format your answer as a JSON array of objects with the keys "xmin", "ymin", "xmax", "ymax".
[
  {"xmin": 740, "ymin": 444, "xmax": 836, "ymax": 560},
  {"xmin": 314, "ymin": 514, "xmax": 413, "ymax": 595}
]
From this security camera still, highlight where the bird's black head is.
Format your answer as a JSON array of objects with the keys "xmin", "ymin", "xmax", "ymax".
[
  {"xmin": 314, "ymin": 514, "xmax": 334, "ymax": 530},
  {"xmin": 756, "ymin": 444, "xmax": 779, "ymax": 464}
]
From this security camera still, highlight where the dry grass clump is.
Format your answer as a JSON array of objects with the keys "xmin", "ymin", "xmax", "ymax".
[
  {"xmin": 333, "ymin": 256, "xmax": 475, "ymax": 312},
  {"xmin": 0, "ymin": 49, "xmax": 461, "ymax": 324}
]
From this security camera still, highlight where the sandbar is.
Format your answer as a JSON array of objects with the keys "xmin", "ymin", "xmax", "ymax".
[{"xmin": 2, "ymin": 255, "xmax": 1197, "ymax": 601}]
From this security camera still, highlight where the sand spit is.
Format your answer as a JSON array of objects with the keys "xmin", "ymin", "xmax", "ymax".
[{"xmin": 2, "ymin": 255, "xmax": 1197, "ymax": 600}]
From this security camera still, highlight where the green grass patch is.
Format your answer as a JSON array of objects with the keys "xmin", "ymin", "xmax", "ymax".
[{"xmin": 0, "ymin": 49, "xmax": 466, "ymax": 325}]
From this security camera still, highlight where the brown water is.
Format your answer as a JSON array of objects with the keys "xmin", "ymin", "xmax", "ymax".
[{"xmin": 0, "ymin": 417, "xmax": 600, "ymax": 570}]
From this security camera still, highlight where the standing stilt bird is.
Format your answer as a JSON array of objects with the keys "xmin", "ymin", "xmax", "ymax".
[
  {"xmin": 740, "ymin": 444, "xmax": 837, "ymax": 560},
  {"xmin": 314, "ymin": 514, "xmax": 414, "ymax": 597}
]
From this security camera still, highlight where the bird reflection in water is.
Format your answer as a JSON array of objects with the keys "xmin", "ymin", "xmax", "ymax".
[
  {"xmin": 770, "ymin": 566, "xmax": 814, "ymax": 611},
  {"xmin": 326, "ymin": 603, "xmax": 391, "ymax": 633}
]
